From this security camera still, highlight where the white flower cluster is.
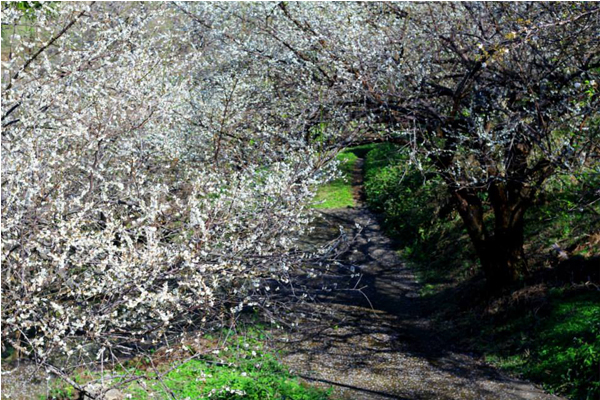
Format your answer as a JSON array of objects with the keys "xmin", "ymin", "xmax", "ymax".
[{"xmin": 1, "ymin": 2, "xmax": 329, "ymax": 370}]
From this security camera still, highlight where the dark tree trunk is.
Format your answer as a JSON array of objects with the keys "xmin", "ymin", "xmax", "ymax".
[
  {"xmin": 452, "ymin": 184, "xmax": 529, "ymax": 291},
  {"xmin": 476, "ymin": 218, "xmax": 528, "ymax": 288},
  {"xmin": 488, "ymin": 181, "xmax": 530, "ymax": 284}
]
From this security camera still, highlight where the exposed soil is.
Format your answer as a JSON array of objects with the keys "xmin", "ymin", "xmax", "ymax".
[{"xmin": 273, "ymin": 159, "xmax": 564, "ymax": 400}]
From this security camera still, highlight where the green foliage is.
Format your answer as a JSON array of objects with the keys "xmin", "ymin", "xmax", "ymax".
[
  {"xmin": 362, "ymin": 143, "xmax": 476, "ymax": 285},
  {"xmin": 46, "ymin": 385, "xmax": 76, "ymax": 400},
  {"xmin": 483, "ymin": 290, "xmax": 600, "ymax": 400},
  {"xmin": 312, "ymin": 150, "xmax": 358, "ymax": 209},
  {"xmin": 2, "ymin": 1, "xmax": 53, "ymax": 22},
  {"xmin": 4, "ymin": 1, "xmax": 45, "ymax": 14},
  {"xmin": 130, "ymin": 330, "xmax": 331, "ymax": 400},
  {"xmin": 525, "ymin": 168, "xmax": 600, "ymax": 256},
  {"xmin": 135, "ymin": 356, "xmax": 329, "ymax": 400},
  {"xmin": 45, "ymin": 328, "xmax": 331, "ymax": 400}
]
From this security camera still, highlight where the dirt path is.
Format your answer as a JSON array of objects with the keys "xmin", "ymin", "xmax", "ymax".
[{"xmin": 274, "ymin": 159, "xmax": 562, "ymax": 400}]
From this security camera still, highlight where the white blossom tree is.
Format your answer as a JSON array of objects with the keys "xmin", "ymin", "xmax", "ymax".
[
  {"xmin": 1, "ymin": 2, "xmax": 335, "ymax": 391},
  {"xmin": 2, "ymin": 2, "xmax": 598, "ymax": 395},
  {"xmin": 183, "ymin": 1, "xmax": 599, "ymax": 288}
]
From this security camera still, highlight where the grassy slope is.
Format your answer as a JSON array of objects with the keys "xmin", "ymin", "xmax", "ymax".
[
  {"xmin": 361, "ymin": 143, "xmax": 600, "ymax": 400},
  {"xmin": 312, "ymin": 151, "xmax": 358, "ymax": 209},
  {"xmin": 482, "ymin": 289, "xmax": 600, "ymax": 399}
]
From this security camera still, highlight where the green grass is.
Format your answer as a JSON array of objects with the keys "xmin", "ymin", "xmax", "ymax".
[
  {"xmin": 482, "ymin": 290, "xmax": 600, "ymax": 400},
  {"xmin": 312, "ymin": 150, "xmax": 358, "ymax": 209},
  {"xmin": 130, "ymin": 358, "xmax": 329, "ymax": 399},
  {"xmin": 45, "ymin": 328, "xmax": 332, "ymax": 400}
]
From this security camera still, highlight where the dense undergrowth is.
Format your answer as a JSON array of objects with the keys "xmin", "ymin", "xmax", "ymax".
[
  {"xmin": 46, "ymin": 327, "xmax": 331, "ymax": 400},
  {"xmin": 482, "ymin": 289, "xmax": 600, "ymax": 400},
  {"xmin": 360, "ymin": 143, "xmax": 600, "ymax": 400}
]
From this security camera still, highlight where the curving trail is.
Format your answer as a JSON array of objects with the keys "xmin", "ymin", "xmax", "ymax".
[{"xmin": 275, "ymin": 159, "xmax": 562, "ymax": 400}]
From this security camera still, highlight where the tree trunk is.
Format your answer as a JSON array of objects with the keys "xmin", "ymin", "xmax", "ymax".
[
  {"xmin": 476, "ymin": 220, "xmax": 527, "ymax": 289},
  {"xmin": 452, "ymin": 187, "xmax": 529, "ymax": 291}
]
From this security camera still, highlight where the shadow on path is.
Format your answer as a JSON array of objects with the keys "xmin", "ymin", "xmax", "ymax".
[{"xmin": 274, "ymin": 159, "xmax": 562, "ymax": 400}]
